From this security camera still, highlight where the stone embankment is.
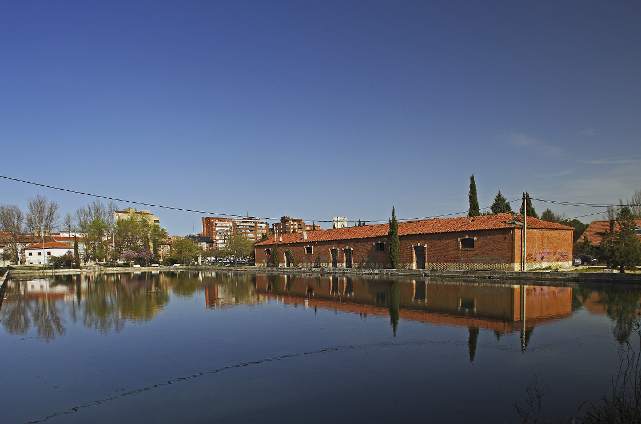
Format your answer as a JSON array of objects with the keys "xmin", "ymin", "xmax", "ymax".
[{"xmin": 5, "ymin": 264, "xmax": 640, "ymax": 285}]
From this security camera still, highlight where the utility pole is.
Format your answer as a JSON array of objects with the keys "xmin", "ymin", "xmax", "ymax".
[{"xmin": 521, "ymin": 192, "xmax": 528, "ymax": 272}]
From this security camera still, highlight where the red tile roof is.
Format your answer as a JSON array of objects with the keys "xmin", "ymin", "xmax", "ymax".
[
  {"xmin": 582, "ymin": 219, "xmax": 641, "ymax": 246},
  {"xmin": 24, "ymin": 241, "xmax": 72, "ymax": 250},
  {"xmin": 256, "ymin": 213, "xmax": 572, "ymax": 246}
]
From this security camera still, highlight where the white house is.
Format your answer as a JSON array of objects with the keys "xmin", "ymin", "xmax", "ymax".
[{"xmin": 23, "ymin": 241, "xmax": 73, "ymax": 265}]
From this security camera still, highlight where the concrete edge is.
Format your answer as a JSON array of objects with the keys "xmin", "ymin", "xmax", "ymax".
[{"xmin": 4, "ymin": 265, "xmax": 641, "ymax": 286}]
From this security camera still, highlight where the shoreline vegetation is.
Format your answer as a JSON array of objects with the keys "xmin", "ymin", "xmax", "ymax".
[{"xmin": 5, "ymin": 264, "xmax": 641, "ymax": 284}]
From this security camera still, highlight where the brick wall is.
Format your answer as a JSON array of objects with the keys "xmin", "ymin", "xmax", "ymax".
[{"xmin": 256, "ymin": 226, "xmax": 574, "ymax": 270}]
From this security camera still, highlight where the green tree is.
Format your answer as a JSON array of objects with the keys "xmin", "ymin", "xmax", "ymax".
[
  {"xmin": 520, "ymin": 192, "xmax": 538, "ymax": 218},
  {"xmin": 388, "ymin": 207, "xmax": 400, "ymax": 269},
  {"xmin": 602, "ymin": 207, "xmax": 641, "ymax": 273},
  {"xmin": 560, "ymin": 218, "xmax": 588, "ymax": 242},
  {"xmin": 225, "ymin": 233, "xmax": 254, "ymax": 263},
  {"xmin": 169, "ymin": 238, "xmax": 202, "ymax": 265},
  {"xmin": 268, "ymin": 246, "xmax": 280, "ymax": 267},
  {"xmin": 490, "ymin": 190, "xmax": 512, "ymax": 214},
  {"xmin": 541, "ymin": 208, "xmax": 561, "ymax": 222},
  {"xmin": 149, "ymin": 224, "xmax": 168, "ymax": 260},
  {"xmin": 468, "ymin": 175, "xmax": 480, "ymax": 217}
]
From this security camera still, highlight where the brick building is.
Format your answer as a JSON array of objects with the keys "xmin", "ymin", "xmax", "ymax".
[
  {"xmin": 580, "ymin": 219, "xmax": 641, "ymax": 246},
  {"xmin": 254, "ymin": 213, "xmax": 573, "ymax": 271},
  {"xmin": 202, "ymin": 216, "xmax": 269, "ymax": 249},
  {"xmin": 272, "ymin": 216, "xmax": 320, "ymax": 237}
]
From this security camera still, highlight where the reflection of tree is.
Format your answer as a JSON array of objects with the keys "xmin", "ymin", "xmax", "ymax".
[
  {"xmin": 171, "ymin": 272, "xmax": 202, "ymax": 297},
  {"xmin": 389, "ymin": 282, "xmax": 400, "ymax": 337},
  {"xmin": 82, "ymin": 275, "xmax": 125, "ymax": 333},
  {"xmin": 30, "ymin": 298, "xmax": 64, "ymax": 341},
  {"xmin": 468, "ymin": 327, "xmax": 479, "ymax": 363},
  {"xmin": 601, "ymin": 289, "xmax": 641, "ymax": 344},
  {"xmin": 0, "ymin": 284, "xmax": 31, "ymax": 335}
]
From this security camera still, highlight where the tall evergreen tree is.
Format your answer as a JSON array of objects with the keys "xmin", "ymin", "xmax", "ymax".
[
  {"xmin": 468, "ymin": 175, "xmax": 480, "ymax": 217},
  {"xmin": 541, "ymin": 208, "xmax": 560, "ymax": 222},
  {"xmin": 388, "ymin": 207, "xmax": 400, "ymax": 269},
  {"xmin": 490, "ymin": 190, "xmax": 512, "ymax": 214},
  {"xmin": 519, "ymin": 192, "xmax": 538, "ymax": 218}
]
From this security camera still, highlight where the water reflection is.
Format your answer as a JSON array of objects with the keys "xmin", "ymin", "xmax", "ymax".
[
  {"xmin": 1, "ymin": 272, "xmax": 641, "ymax": 350},
  {"xmin": 254, "ymin": 275, "xmax": 574, "ymax": 353}
]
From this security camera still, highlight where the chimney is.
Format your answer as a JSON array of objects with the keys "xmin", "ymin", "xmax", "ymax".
[
  {"xmin": 279, "ymin": 235, "xmax": 283, "ymax": 242},
  {"xmin": 303, "ymin": 230, "xmax": 308, "ymax": 241}
]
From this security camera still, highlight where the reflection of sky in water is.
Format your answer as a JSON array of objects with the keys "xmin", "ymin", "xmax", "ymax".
[{"xmin": 0, "ymin": 272, "xmax": 639, "ymax": 423}]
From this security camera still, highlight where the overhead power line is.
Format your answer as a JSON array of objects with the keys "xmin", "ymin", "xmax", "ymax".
[
  {"xmin": 0, "ymin": 174, "xmax": 276, "ymax": 221},
  {"xmin": 0, "ymin": 174, "xmax": 525, "ymax": 225},
  {"xmin": 533, "ymin": 197, "xmax": 641, "ymax": 208}
]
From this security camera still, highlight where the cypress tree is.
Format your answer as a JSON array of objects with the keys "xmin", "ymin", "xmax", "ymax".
[
  {"xmin": 519, "ymin": 192, "xmax": 538, "ymax": 218},
  {"xmin": 468, "ymin": 175, "xmax": 480, "ymax": 217},
  {"xmin": 388, "ymin": 207, "xmax": 400, "ymax": 269},
  {"xmin": 490, "ymin": 190, "xmax": 512, "ymax": 214}
]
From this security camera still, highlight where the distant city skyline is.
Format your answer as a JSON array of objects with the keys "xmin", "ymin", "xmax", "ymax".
[{"xmin": 1, "ymin": 1, "xmax": 640, "ymax": 234}]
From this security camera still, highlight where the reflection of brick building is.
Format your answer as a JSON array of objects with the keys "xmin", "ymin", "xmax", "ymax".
[
  {"xmin": 256, "ymin": 213, "xmax": 573, "ymax": 271},
  {"xmin": 254, "ymin": 274, "xmax": 572, "ymax": 332}
]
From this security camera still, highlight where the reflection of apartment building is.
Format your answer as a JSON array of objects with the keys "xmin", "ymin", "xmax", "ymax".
[
  {"xmin": 202, "ymin": 217, "xmax": 269, "ymax": 249},
  {"xmin": 272, "ymin": 216, "xmax": 320, "ymax": 236},
  {"xmin": 114, "ymin": 208, "xmax": 160, "ymax": 225}
]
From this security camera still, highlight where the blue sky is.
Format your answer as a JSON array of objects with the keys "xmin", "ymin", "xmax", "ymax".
[{"xmin": 1, "ymin": 1, "xmax": 640, "ymax": 234}]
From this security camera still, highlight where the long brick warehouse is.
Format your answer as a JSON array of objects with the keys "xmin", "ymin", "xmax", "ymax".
[{"xmin": 254, "ymin": 213, "xmax": 573, "ymax": 271}]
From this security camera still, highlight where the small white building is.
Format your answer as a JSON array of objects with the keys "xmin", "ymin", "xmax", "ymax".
[{"xmin": 23, "ymin": 241, "xmax": 73, "ymax": 265}]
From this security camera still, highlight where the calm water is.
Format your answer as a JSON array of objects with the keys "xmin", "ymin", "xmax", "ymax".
[{"xmin": 1, "ymin": 272, "xmax": 640, "ymax": 423}]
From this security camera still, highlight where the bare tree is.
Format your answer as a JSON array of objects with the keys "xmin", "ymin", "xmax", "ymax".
[
  {"xmin": 0, "ymin": 205, "xmax": 24, "ymax": 263},
  {"xmin": 629, "ymin": 190, "xmax": 641, "ymax": 218},
  {"xmin": 26, "ymin": 195, "xmax": 59, "ymax": 238},
  {"xmin": 63, "ymin": 213, "xmax": 75, "ymax": 235}
]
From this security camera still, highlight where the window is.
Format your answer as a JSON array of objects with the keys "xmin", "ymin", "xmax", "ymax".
[
  {"xmin": 38, "ymin": 252, "xmax": 42, "ymax": 256},
  {"xmin": 28, "ymin": 252, "xmax": 32, "ymax": 256},
  {"xmin": 305, "ymin": 246, "xmax": 313, "ymax": 255},
  {"xmin": 47, "ymin": 252, "xmax": 51, "ymax": 256},
  {"xmin": 460, "ymin": 237, "xmax": 475, "ymax": 249},
  {"xmin": 375, "ymin": 241, "xmax": 386, "ymax": 252},
  {"xmin": 264, "ymin": 248, "xmax": 272, "ymax": 255}
]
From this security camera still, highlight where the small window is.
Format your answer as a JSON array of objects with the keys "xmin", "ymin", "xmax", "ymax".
[
  {"xmin": 28, "ymin": 252, "xmax": 33, "ymax": 256},
  {"xmin": 305, "ymin": 246, "xmax": 313, "ymax": 255},
  {"xmin": 38, "ymin": 252, "xmax": 42, "ymax": 256},
  {"xmin": 47, "ymin": 252, "xmax": 51, "ymax": 256},
  {"xmin": 375, "ymin": 241, "xmax": 385, "ymax": 252},
  {"xmin": 264, "ymin": 248, "xmax": 272, "ymax": 255},
  {"xmin": 460, "ymin": 237, "xmax": 475, "ymax": 249}
]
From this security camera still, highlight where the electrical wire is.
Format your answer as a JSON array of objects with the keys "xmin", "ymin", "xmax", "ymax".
[{"xmin": 0, "ymin": 174, "xmax": 525, "ymax": 225}]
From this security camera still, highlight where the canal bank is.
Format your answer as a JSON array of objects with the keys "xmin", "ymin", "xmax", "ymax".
[{"xmin": 5, "ymin": 264, "xmax": 641, "ymax": 285}]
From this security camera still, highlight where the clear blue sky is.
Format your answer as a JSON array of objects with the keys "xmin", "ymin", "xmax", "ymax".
[{"xmin": 1, "ymin": 1, "xmax": 640, "ymax": 234}]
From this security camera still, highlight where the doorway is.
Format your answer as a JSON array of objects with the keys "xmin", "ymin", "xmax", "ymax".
[
  {"xmin": 344, "ymin": 248, "xmax": 353, "ymax": 268},
  {"xmin": 414, "ymin": 245, "xmax": 426, "ymax": 269},
  {"xmin": 330, "ymin": 248, "xmax": 339, "ymax": 268}
]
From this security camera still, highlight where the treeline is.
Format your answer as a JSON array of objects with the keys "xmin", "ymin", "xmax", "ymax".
[{"xmin": 0, "ymin": 196, "xmax": 183, "ymax": 265}]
